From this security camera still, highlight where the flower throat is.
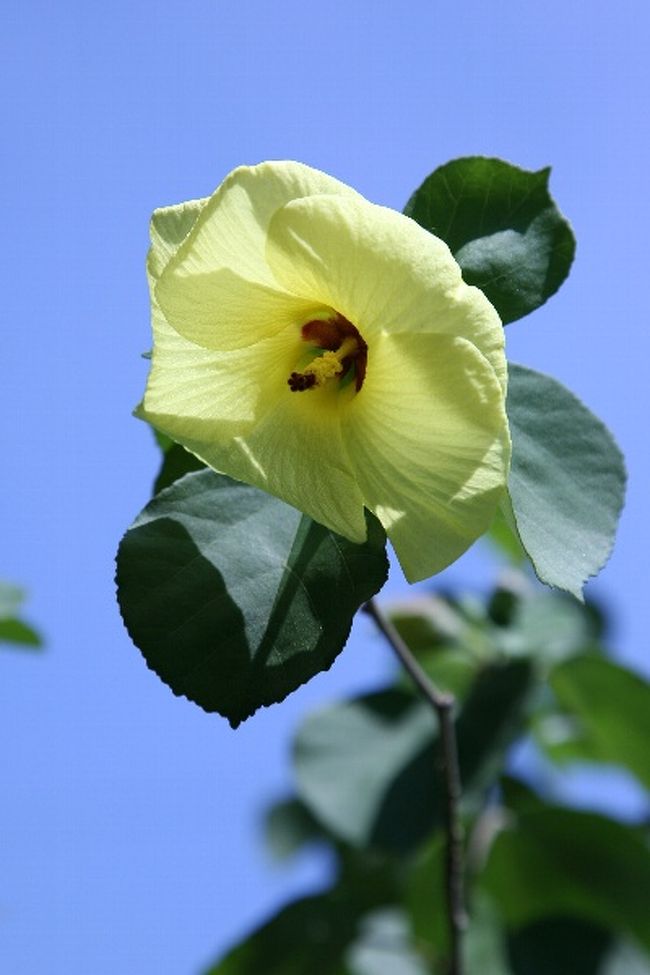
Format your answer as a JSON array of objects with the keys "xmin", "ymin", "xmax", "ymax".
[{"xmin": 288, "ymin": 314, "xmax": 367, "ymax": 393}]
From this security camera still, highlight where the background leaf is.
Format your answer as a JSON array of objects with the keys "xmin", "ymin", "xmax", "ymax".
[
  {"xmin": 0, "ymin": 581, "xmax": 42, "ymax": 650},
  {"xmin": 600, "ymin": 943, "xmax": 650, "ymax": 975},
  {"xmin": 294, "ymin": 661, "xmax": 531, "ymax": 852},
  {"xmin": 547, "ymin": 656, "xmax": 650, "ymax": 788},
  {"xmin": 506, "ymin": 364, "xmax": 626, "ymax": 598},
  {"xmin": 201, "ymin": 892, "xmax": 366, "ymax": 975},
  {"xmin": 404, "ymin": 156, "xmax": 575, "ymax": 324},
  {"xmin": 0, "ymin": 618, "xmax": 42, "ymax": 648},
  {"xmin": 116, "ymin": 470, "xmax": 388, "ymax": 725},
  {"xmin": 482, "ymin": 807, "xmax": 650, "ymax": 951},
  {"xmin": 263, "ymin": 797, "xmax": 328, "ymax": 861},
  {"xmin": 345, "ymin": 909, "xmax": 430, "ymax": 975},
  {"xmin": 0, "ymin": 581, "xmax": 25, "ymax": 618},
  {"xmin": 506, "ymin": 917, "xmax": 612, "ymax": 975},
  {"xmin": 295, "ymin": 688, "xmax": 437, "ymax": 852}
]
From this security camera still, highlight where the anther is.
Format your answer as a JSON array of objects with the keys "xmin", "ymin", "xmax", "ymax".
[
  {"xmin": 288, "ymin": 372, "xmax": 317, "ymax": 392},
  {"xmin": 287, "ymin": 314, "xmax": 368, "ymax": 393}
]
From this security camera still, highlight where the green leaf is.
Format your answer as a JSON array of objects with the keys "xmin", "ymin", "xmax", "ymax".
[
  {"xmin": 456, "ymin": 660, "xmax": 533, "ymax": 798},
  {"xmin": 500, "ymin": 775, "xmax": 547, "ymax": 816},
  {"xmin": 346, "ymin": 910, "xmax": 430, "ymax": 975},
  {"xmin": 497, "ymin": 590, "xmax": 601, "ymax": 665},
  {"xmin": 506, "ymin": 364, "xmax": 626, "ymax": 599},
  {"xmin": 464, "ymin": 894, "xmax": 512, "ymax": 975},
  {"xmin": 116, "ymin": 470, "xmax": 388, "ymax": 726},
  {"xmin": 0, "ymin": 582, "xmax": 42, "ymax": 649},
  {"xmin": 152, "ymin": 426, "xmax": 174, "ymax": 452},
  {"xmin": 293, "ymin": 661, "xmax": 532, "ymax": 852},
  {"xmin": 404, "ymin": 835, "xmax": 448, "ymax": 959},
  {"xmin": 202, "ymin": 887, "xmax": 404, "ymax": 974},
  {"xmin": 154, "ymin": 441, "xmax": 205, "ymax": 494},
  {"xmin": 295, "ymin": 688, "xmax": 437, "ymax": 853},
  {"xmin": 0, "ymin": 581, "xmax": 24, "ymax": 618},
  {"xmin": 201, "ymin": 892, "xmax": 362, "ymax": 975},
  {"xmin": 404, "ymin": 157, "xmax": 575, "ymax": 324},
  {"xmin": 0, "ymin": 618, "xmax": 42, "ymax": 648},
  {"xmin": 482, "ymin": 807, "xmax": 650, "ymax": 951},
  {"xmin": 601, "ymin": 942, "xmax": 650, "ymax": 975},
  {"xmin": 148, "ymin": 423, "xmax": 206, "ymax": 494},
  {"xmin": 264, "ymin": 797, "xmax": 328, "ymax": 860},
  {"xmin": 486, "ymin": 505, "xmax": 527, "ymax": 564},
  {"xmin": 407, "ymin": 848, "xmax": 512, "ymax": 970},
  {"xmin": 548, "ymin": 656, "xmax": 650, "ymax": 788},
  {"xmin": 507, "ymin": 917, "xmax": 612, "ymax": 975}
]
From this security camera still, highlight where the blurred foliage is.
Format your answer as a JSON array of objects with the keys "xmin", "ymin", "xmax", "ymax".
[
  {"xmin": 203, "ymin": 574, "xmax": 650, "ymax": 974},
  {"xmin": 0, "ymin": 581, "xmax": 42, "ymax": 650}
]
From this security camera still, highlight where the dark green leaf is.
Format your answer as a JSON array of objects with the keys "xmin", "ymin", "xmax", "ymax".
[
  {"xmin": 456, "ymin": 660, "xmax": 533, "ymax": 798},
  {"xmin": 506, "ymin": 364, "xmax": 626, "ymax": 599},
  {"xmin": 500, "ymin": 776, "xmax": 546, "ymax": 815},
  {"xmin": 293, "ymin": 661, "xmax": 532, "ymax": 851},
  {"xmin": 148, "ymin": 423, "xmax": 206, "ymax": 493},
  {"xmin": 116, "ymin": 470, "xmax": 388, "ymax": 726},
  {"xmin": 264, "ymin": 797, "xmax": 328, "ymax": 860},
  {"xmin": 486, "ymin": 505, "xmax": 527, "ymax": 563},
  {"xmin": 408, "ymin": 862, "xmax": 511, "ymax": 971},
  {"xmin": 201, "ymin": 893, "xmax": 361, "ymax": 975},
  {"xmin": 152, "ymin": 426, "xmax": 174, "ymax": 452},
  {"xmin": 482, "ymin": 807, "xmax": 650, "ymax": 950},
  {"xmin": 548, "ymin": 656, "xmax": 650, "ymax": 788},
  {"xmin": 404, "ymin": 157, "xmax": 575, "ymax": 323},
  {"xmin": 507, "ymin": 917, "xmax": 612, "ymax": 975},
  {"xmin": 404, "ymin": 835, "xmax": 448, "ymax": 958},
  {"xmin": 202, "ymin": 879, "xmax": 402, "ymax": 975},
  {"xmin": 0, "ymin": 618, "xmax": 42, "ymax": 648},
  {"xmin": 295, "ymin": 688, "xmax": 437, "ymax": 852},
  {"xmin": 154, "ymin": 442, "xmax": 205, "ymax": 493}
]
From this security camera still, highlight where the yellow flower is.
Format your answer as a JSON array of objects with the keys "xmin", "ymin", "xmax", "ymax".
[{"xmin": 139, "ymin": 162, "xmax": 510, "ymax": 582}]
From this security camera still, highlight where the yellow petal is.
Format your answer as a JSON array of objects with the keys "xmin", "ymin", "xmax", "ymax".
[
  {"xmin": 266, "ymin": 193, "xmax": 506, "ymax": 391},
  {"xmin": 155, "ymin": 162, "xmax": 359, "ymax": 351},
  {"xmin": 342, "ymin": 331, "xmax": 510, "ymax": 582},
  {"xmin": 140, "ymin": 302, "xmax": 367, "ymax": 542},
  {"xmin": 148, "ymin": 197, "xmax": 208, "ymax": 281},
  {"xmin": 157, "ymin": 267, "xmax": 323, "ymax": 352}
]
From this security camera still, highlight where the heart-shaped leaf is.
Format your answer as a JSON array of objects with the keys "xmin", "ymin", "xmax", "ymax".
[
  {"xmin": 506, "ymin": 364, "xmax": 626, "ymax": 599},
  {"xmin": 116, "ymin": 470, "xmax": 388, "ymax": 725},
  {"xmin": 404, "ymin": 157, "xmax": 575, "ymax": 324}
]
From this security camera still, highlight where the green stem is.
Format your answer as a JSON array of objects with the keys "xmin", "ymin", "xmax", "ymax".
[{"xmin": 363, "ymin": 598, "xmax": 466, "ymax": 975}]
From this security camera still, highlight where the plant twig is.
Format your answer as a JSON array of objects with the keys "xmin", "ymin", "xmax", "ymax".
[{"xmin": 363, "ymin": 598, "xmax": 466, "ymax": 975}]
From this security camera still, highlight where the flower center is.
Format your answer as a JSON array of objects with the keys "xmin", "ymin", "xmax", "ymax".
[{"xmin": 287, "ymin": 314, "xmax": 367, "ymax": 393}]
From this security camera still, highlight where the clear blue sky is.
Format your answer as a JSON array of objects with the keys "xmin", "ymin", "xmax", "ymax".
[{"xmin": 2, "ymin": 1, "xmax": 649, "ymax": 972}]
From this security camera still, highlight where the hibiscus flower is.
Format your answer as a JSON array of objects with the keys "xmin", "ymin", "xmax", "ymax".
[{"xmin": 138, "ymin": 161, "xmax": 510, "ymax": 582}]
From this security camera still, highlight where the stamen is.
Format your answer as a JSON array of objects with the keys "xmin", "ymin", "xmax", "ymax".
[
  {"xmin": 288, "ymin": 315, "xmax": 367, "ymax": 393},
  {"xmin": 288, "ymin": 372, "xmax": 317, "ymax": 392}
]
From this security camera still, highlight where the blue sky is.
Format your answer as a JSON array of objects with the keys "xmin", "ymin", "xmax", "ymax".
[{"xmin": 2, "ymin": 1, "xmax": 649, "ymax": 972}]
